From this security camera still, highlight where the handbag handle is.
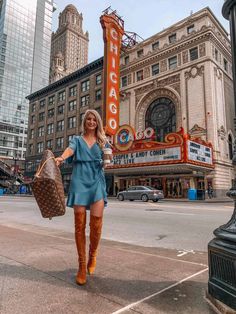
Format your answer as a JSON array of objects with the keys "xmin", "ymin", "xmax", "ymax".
[{"xmin": 35, "ymin": 157, "xmax": 55, "ymax": 178}]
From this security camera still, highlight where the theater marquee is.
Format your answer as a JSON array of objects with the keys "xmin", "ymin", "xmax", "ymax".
[{"xmin": 108, "ymin": 126, "xmax": 214, "ymax": 169}]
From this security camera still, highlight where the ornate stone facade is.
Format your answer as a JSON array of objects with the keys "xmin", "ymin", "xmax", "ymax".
[
  {"xmin": 117, "ymin": 7, "xmax": 234, "ymax": 198},
  {"xmin": 49, "ymin": 4, "xmax": 89, "ymax": 83}
]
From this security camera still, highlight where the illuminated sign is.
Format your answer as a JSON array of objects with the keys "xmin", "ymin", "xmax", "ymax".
[
  {"xmin": 112, "ymin": 147, "xmax": 181, "ymax": 167},
  {"xmin": 187, "ymin": 140, "xmax": 213, "ymax": 164},
  {"xmin": 111, "ymin": 124, "xmax": 155, "ymax": 151},
  {"xmin": 100, "ymin": 12, "xmax": 124, "ymax": 135}
]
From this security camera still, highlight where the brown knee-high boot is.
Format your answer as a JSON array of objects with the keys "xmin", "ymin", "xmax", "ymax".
[
  {"xmin": 87, "ymin": 215, "xmax": 103, "ymax": 275},
  {"xmin": 74, "ymin": 211, "xmax": 86, "ymax": 285}
]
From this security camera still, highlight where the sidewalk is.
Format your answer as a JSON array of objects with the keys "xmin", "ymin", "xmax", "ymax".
[{"xmin": 0, "ymin": 222, "xmax": 217, "ymax": 314}]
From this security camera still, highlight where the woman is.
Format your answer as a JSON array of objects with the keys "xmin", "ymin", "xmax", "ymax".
[{"xmin": 55, "ymin": 109, "xmax": 111, "ymax": 285}]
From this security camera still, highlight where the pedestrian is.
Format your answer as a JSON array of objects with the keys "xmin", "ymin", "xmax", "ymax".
[
  {"xmin": 115, "ymin": 183, "xmax": 119, "ymax": 196},
  {"xmin": 55, "ymin": 109, "xmax": 112, "ymax": 285},
  {"xmin": 207, "ymin": 184, "xmax": 213, "ymax": 199}
]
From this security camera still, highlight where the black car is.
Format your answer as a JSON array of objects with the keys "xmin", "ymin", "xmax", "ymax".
[{"xmin": 117, "ymin": 186, "xmax": 164, "ymax": 202}]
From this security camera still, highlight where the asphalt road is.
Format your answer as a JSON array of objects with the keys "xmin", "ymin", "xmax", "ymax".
[{"xmin": 0, "ymin": 196, "xmax": 233, "ymax": 252}]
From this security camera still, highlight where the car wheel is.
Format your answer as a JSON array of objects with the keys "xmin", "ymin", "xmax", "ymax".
[
  {"xmin": 141, "ymin": 194, "xmax": 149, "ymax": 202},
  {"xmin": 152, "ymin": 199, "xmax": 158, "ymax": 202},
  {"xmin": 118, "ymin": 194, "xmax": 124, "ymax": 201}
]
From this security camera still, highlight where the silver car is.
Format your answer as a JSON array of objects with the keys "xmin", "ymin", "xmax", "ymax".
[{"xmin": 117, "ymin": 186, "xmax": 164, "ymax": 202}]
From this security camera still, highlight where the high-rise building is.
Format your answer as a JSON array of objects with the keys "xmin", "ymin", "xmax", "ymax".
[
  {"xmin": 0, "ymin": 0, "xmax": 55, "ymax": 160},
  {"xmin": 49, "ymin": 4, "xmax": 89, "ymax": 83}
]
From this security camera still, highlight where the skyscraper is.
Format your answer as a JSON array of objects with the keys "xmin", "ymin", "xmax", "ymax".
[
  {"xmin": 0, "ymin": 0, "xmax": 55, "ymax": 160},
  {"xmin": 49, "ymin": 4, "xmax": 89, "ymax": 83}
]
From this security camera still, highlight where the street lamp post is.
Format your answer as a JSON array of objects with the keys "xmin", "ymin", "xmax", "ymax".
[{"xmin": 207, "ymin": 0, "xmax": 236, "ymax": 311}]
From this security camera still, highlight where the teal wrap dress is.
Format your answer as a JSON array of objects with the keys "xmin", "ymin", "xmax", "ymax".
[{"xmin": 66, "ymin": 136, "xmax": 107, "ymax": 208}]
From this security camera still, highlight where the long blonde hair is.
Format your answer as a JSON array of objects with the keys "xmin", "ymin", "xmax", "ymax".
[{"xmin": 81, "ymin": 109, "xmax": 107, "ymax": 148}]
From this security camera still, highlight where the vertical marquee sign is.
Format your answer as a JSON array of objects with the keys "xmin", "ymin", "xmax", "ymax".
[{"xmin": 100, "ymin": 9, "xmax": 124, "ymax": 135}]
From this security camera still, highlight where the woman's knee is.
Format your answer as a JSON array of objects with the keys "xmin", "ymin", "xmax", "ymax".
[
  {"xmin": 74, "ymin": 205, "xmax": 86, "ymax": 214},
  {"xmin": 90, "ymin": 199, "xmax": 104, "ymax": 217}
]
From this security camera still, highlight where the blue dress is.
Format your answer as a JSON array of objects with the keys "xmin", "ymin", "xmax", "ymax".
[{"xmin": 66, "ymin": 136, "xmax": 107, "ymax": 208}]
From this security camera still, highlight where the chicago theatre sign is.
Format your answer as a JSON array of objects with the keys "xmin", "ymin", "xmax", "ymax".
[{"xmin": 107, "ymin": 125, "xmax": 214, "ymax": 170}]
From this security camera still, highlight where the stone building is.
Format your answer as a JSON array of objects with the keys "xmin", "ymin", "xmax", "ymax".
[
  {"xmin": 26, "ymin": 7, "xmax": 234, "ymax": 198},
  {"xmin": 108, "ymin": 7, "xmax": 234, "ymax": 198},
  {"xmin": 25, "ymin": 58, "xmax": 103, "ymax": 189},
  {"xmin": 49, "ymin": 4, "xmax": 89, "ymax": 83}
]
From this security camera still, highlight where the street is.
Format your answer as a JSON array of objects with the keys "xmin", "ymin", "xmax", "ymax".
[
  {"xmin": 1, "ymin": 195, "xmax": 229, "ymax": 313},
  {"xmin": 0, "ymin": 196, "xmax": 233, "ymax": 251}
]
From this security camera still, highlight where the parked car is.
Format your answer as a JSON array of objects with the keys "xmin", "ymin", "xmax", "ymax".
[{"xmin": 117, "ymin": 186, "xmax": 164, "ymax": 202}]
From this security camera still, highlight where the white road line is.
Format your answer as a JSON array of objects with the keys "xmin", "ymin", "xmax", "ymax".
[{"xmin": 111, "ymin": 268, "xmax": 208, "ymax": 314}]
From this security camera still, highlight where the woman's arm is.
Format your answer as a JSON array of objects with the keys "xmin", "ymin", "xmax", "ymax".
[{"xmin": 55, "ymin": 147, "xmax": 74, "ymax": 167}]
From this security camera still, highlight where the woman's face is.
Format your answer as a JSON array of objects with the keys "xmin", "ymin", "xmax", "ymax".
[{"xmin": 85, "ymin": 113, "xmax": 97, "ymax": 132}]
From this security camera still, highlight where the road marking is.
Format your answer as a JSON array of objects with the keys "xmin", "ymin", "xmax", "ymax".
[
  {"xmin": 111, "ymin": 268, "xmax": 208, "ymax": 314},
  {"xmin": 177, "ymin": 249, "xmax": 195, "ymax": 257}
]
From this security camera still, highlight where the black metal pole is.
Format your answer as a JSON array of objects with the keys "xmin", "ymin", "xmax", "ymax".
[{"xmin": 207, "ymin": 1, "xmax": 236, "ymax": 310}]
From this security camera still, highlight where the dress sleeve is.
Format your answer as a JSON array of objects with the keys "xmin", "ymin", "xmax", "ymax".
[
  {"xmin": 69, "ymin": 137, "xmax": 77, "ymax": 152},
  {"xmin": 66, "ymin": 137, "xmax": 77, "ymax": 164}
]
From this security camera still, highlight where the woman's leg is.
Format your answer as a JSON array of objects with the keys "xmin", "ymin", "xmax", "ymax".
[
  {"xmin": 74, "ymin": 205, "xmax": 87, "ymax": 285},
  {"xmin": 87, "ymin": 199, "xmax": 104, "ymax": 275}
]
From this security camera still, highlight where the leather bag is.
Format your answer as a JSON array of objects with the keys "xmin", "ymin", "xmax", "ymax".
[{"xmin": 31, "ymin": 150, "xmax": 66, "ymax": 219}]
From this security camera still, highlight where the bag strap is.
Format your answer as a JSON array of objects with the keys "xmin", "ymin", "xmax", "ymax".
[{"xmin": 35, "ymin": 157, "xmax": 55, "ymax": 178}]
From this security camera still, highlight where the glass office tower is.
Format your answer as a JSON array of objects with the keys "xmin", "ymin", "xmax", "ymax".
[{"xmin": 0, "ymin": 0, "xmax": 55, "ymax": 159}]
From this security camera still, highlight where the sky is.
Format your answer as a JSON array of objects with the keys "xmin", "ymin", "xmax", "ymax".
[{"xmin": 52, "ymin": 0, "xmax": 230, "ymax": 63}]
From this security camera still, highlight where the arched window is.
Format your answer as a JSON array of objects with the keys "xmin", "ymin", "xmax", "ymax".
[
  {"xmin": 145, "ymin": 97, "xmax": 176, "ymax": 142},
  {"xmin": 228, "ymin": 134, "xmax": 233, "ymax": 160}
]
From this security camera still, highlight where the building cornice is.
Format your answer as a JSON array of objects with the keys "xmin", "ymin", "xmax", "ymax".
[{"xmin": 120, "ymin": 28, "xmax": 231, "ymax": 75}]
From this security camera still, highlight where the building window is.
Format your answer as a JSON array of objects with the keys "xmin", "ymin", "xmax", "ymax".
[
  {"xmin": 80, "ymin": 113, "xmax": 85, "ymax": 123},
  {"xmin": 69, "ymin": 85, "xmax": 77, "ymax": 97},
  {"xmin": 124, "ymin": 56, "xmax": 129, "ymax": 65},
  {"xmin": 215, "ymin": 48, "xmax": 219, "ymax": 61},
  {"xmin": 39, "ymin": 99, "xmax": 46, "ymax": 108},
  {"xmin": 81, "ymin": 95, "xmax": 90, "ymax": 107},
  {"xmin": 145, "ymin": 97, "xmax": 176, "ymax": 142},
  {"xmin": 68, "ymin": 116, "xmax": 76, "ymax": 129},
  {"xmin": 46, "ymin": 139, "xmax": 53, "ymax": 149},
  {"xmin": 136, "ymin": 70, "xmax": 144, "ymax": 81},
  {"xmin": 187, "ymin": 24, "xmax": 194, "ymax": 34},
  {"xmin": 189, "ymin": 47, "xmax": 198, "ymax": 61},
  {"xmin": 58, "ymin": 90, "xmax": 66, "ymax": 101},
  {"xmin": 229, "ymin": 134, "xmax": 233, "ymax": 160},
  {"xmin": 68, "ymin": 100, "xmax": 76, "ymax": 111},
  {"xmin": 57, "ymin": 104, "xmax": 65, "ymax": 115},
  {"xmin": 47, "ymin": 123, "xmax": 54, "ymax": 134},
  {"xmin": 96, "ymin": 74, "xmax": 102, "ymax": 85},
  {"xmin": 56, "ymin": 137, "xmax": 64, "ymax": 149},
  {"xmin": 32, "ymin": 103, "xmax": 36, "ymax": 112},
  {"xmin": 152, "ymin": 63, "xmax": 160, "ymax": 76},
  {"xmin": 48, "ymin": 108, "xmax": 54, "ymax": 118},
  {"xmin": 95, "ymin": 89, "xmax": 102, "ymax": 101},
  {"xmin": 29, "ymin": 144, "xmax": 33, "ymax": 155},
  {"xmin": 152, "ymin": 41, "xmax": 159, "ymax": 50},
  {"xmin": 30, "ymin": 129, "xmax": 34, "ymax": 139},
  {"xmin": 31, "ymin": 115, "xmax": 35, "ymax": 124},
  {"xmin": 168, "ymin": 56, "xmax": 177, "ymax": 70},
  {"xmin": 169, "ymin": 33, "xmax": 176, "ymax": 43},
  {"xmin": 224, "ymin": 58, "xmax": 228, "ymax": 72},
  {"xmin": 48, "ymin": 95, "xmax": 55, "ymax": 106},
  {"xmin": 68, "ymin": 134, "xmax": 75, "ymax": 145},
  {"xmin": 39, "ymin": 112, "xmax": 45, "ymax": 122},
  {"xmin": 38, "ymin": 126, "xmax": 44, "ymax": 137},
  {"xmin": 57, "ymin": 120, "xmax": 64, "ymax": 132},
  {"xmin": 81, "ymin": 80, "xmax": 90, "ymax": 92},
  {"xmin": 121, "ymin": 76, "xmax": 127, "ymax": 87},
  {"xmin": 37, "ymin": 142, "xmax": 44, "ymax": 153},
  {"xmin": 137, "ymin": 49, "xmax": 144, "ymax": 58}
]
